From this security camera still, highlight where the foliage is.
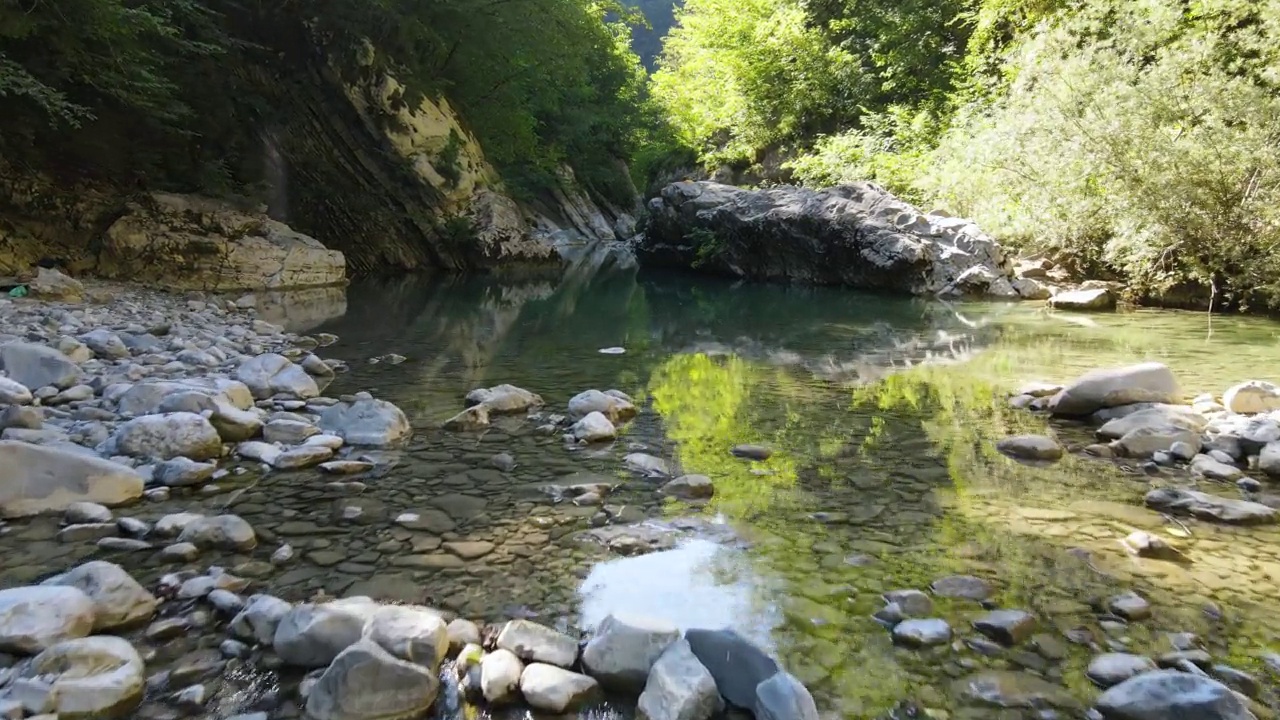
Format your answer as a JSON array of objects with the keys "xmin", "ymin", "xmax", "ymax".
[{"xmin": 624, "ymin": 0, "xmax": 683, "ymax": 71}]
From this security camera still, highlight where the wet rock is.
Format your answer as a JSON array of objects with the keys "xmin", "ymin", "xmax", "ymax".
[
  {"xmin": 304, "ymin": 639, "xmax": 439, "ymax": 720},
  {"xmin": 893, "ymin": 619, "xmax": 952, "ymax": 647},
  {"xmin": 660, "ymin": 474, "xmax": 715, "ymax": 499},
  {"xmin": 58, "ymin": 522, "xmax": 118, "ymax": 543},
  {"xmin": 755, "ymin": 671, "xmax": 819, "ymax": 720},
  {"xmin": 0, "ymin": 585, "xmax": 96, "ymax": 653},
  {"xmin": 481, "ymin": 648, "xmax": 524, "ymax": 704},
  {"xmin": 952, "ymin": 670, "xmax": 1079, "ymax": 709},
  {"xmin": 271, "ymin": 544, "xmax": 294, "ymax": 564},
  {"xmin": 1106, "ymin": 592, "xmax": 1152, "ymax": 621},
  {"xmin": 236, "ymin": 441, "xmax": 281, "ymax": 465},
  {"xmin": 1087, "ymin": 653, "xmax": 1157, "ymax": 688},
  {"xmin": 0, "ymin": 342, "xmax": 81, "ymax": 390},
  {"xmin": 973, "ymin": 610, "xmax": 1036, "ymax": 646},
  {"xmin": 520, "ymin": 663, "xmax": 602, "ymax": 713},
  {"xmin": 318, "ymin": 460, "xmax": 374, "ymax": 475},
  {"xmin": 996, "ymin": 435, "xmax": 1063, "ymax": 461},
  {"xmin": 582, "ymin": 613, "xmax": 681, "ymax": 692},
  {"xmin": 235, "ymin": 353, "xmax": 319, "ymax": 400},
  {"xmin": 1261, "ymin": 442, "xmax": 1280, "ymax": 479},
  {"xmin": 159, "ymin": 542, "xmax": 200, "ymax": 562},
  {"xmin": 1211, "ymin": 665, "xmax": 1260, "ymax": 699},
  {"xmin": 466, "ymin": 384, "xmax": 543, "ymax": 414},
  {"xmin": 1050, "ymin": 287, "xmax": 1116, "ymax": 311},
  {"xmin": 1114, "ymin": 426, "xmax": 1201, "ymax": 459},
  {"xmin": 931, "ymin": 575, "xmax": 993, "ymax": 601},
  {"xmin": 65, "ymin": 501, "xmax": 113, "ymax": 524},
  {"xmin": 731, "ymin": 444, "xmax": 772, "ymax": 461},
  {"xmin": 271, "ymin": 445, "xmax": 334, "ymax": 470},
  {"xmin": 153, "ymin": 457, "xmax": 217, "ymax": 487},
  {"xmin": 1144, "ymin": 488, "xmax": 1276, "ymax": 524},
  {"xmin": 0, "ymin": 441, "xmax": 144, "ymax": 518},
  {"xmin": 209, "ymin": 400, "xmax": 262, "ymax": 442},
  {"xmin": 1223, "ymin": 380, "xmax": 1280, "ymax": 415},
  {"xmin": 443, "ymin": 405, "xmax": 489, "ymax": 431},
  {"xmin": 1050, "ymin": 363, "xmax": 1179, "ymax": 418},
  {"xmin": 1097, "ymin": 406, "xmax": 1207, "ymax": 441},
  {"xmin": 883, "ymin": 590, "xmax": 934, "ymax": 618},
  {"xmin": 230, "ymin": 594, "xmax": 292, "ymax": 644},
  {"xmin": 571, "ymin": 412, "xmax": 617, "ymax": 442},
  {"xmin": 637, "ymin": 638, "xmax": 723, "ymax": 720},
  {"xmin": 18, "ymin": 635, "xmax": 144, "ymax": 718},
  {"xmin": 624, "ymin": 453, "xmax": 672, "ymax": 477},
  {"xmin": 1191, "ymin": 454, "xmax": 1243, "ymax": 482},
  {"xmin": 1122, "ymin": 532, "xmax": 1187, "ymax": 563},
  {"xmin": 42, "ymin": 561, "xmax": 157, "ymax": 631},
  {"xmin": 447, "ymin": 618, "xmax": 481, "ymax": 654},
  {"xmin": 317, "ymin": 398, "xmax": 411, "ymax": 446},
  {"xmin": 177, "ymin": 514, "xmax": 257, "ymax": 551},
  {"xmin": 490, "ymin": 452, "xmax": 516, "ymax": 471},
  {"xmin": 1094, "ymin": 669, "xmax": 1251, "ymax": 720},
  {"xmin": 685, "ymin": 628, "xmax": 778, "ymax": 709},
  {"xmin": 569, "ymin": 389, "xmax": 637, "ymax": 422},
  {"xmin": 365, "ymin": 604, "xmax": 448, "ymax": 668},
  {"xmin": 495, "ymin": 619, "xmax": 578, "ymax": 668},
  {"xmin": 274, "ymin": 599, "xmax": 373, "ymax": 667},
  {"xmin": 154, "ymin": 512, "xmax": 203, "ymax": 537},
  {"xmin": 80, "ymin": 329, "xmax": 130, "ymax": 359},
  {"xmin": 107, "ymin": 412, "xmax": 222, "ymax": 460}
]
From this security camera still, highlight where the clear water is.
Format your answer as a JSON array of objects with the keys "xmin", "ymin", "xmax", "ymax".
[{"xmin": 5, "ymin": 264, "xmax": 1280, "ymax": 718}]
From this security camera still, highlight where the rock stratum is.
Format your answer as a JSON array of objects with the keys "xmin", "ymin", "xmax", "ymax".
[{"xmin": 640, "ymin": 181, "xmax": 1032, "ymax": 298}]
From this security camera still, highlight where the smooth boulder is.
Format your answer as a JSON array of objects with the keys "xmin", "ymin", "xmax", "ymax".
[
  {"xmin": 520, "ymin": 663, "xmax": 602, "ymax": 713},
  {"xmin": 495, "ymin": 619, "xmax": 579, "ymax": 668},
  {"xmin": 466, "ymin": 384, "xmax": 543, "ymax": 414},
  {"xmin": 235, "ymin": 353, "xmax": 319, "ymax": 400},
  {"xmin": 107, "ymin": 412, "xmax": 222, "ymax": 460},
  {"xmin": 42, "ymin": 561, "xmax": 157, "ymax": 631},
  {"xmin": 1050, "ymin": 287, "xmax": 1116, "ymax": 311},
  {"xmin": 1145, "ymin": 488, "xmax": 1276, "ymax": 524},
  {"xmin": 365, "ymin": 604, "xmax": 449, "ymax": 668},
  {"xmin": 1094, "ymin": 670, "xmax": 1252, "ymax": 720},
  {"xmin": 1050, "ymin": 363, "xmax": 1180, "ymax": 417},
  {"xmin": 571, "ymin": 412, "xmax": 617, "ymax": 442},
  {"xmin": 1223, "ymin": 380, "xmax": 1280, "ymax": 415},
  {"xmin": 755, "ymin": 671, "xmax": 820, "ymax": 720},
  {"xmin": 1114, "ymin": 426, "xmax": 1202, "ymax": 459},
  {"xmin": 995, "ymin": 435, "xmax": 1063, "ymax": 461},
  {"xmin": 481, "ymin": 648, "xmax": 524, "ymax": 704},
  {"xmin": 582, "ymin": 613, "xmax": 681, "ymax": 692},
  {"xmin": 273, "ymin": 599, "xmax": 373, "ymax": 667},
  {"xmin": 684, "ymin": 628, "xmax": 779, "ymax": 709},
  {"xmin": 318, "ymin": 398, "xmax": 411, "ymax": 446},
  {"xmin": 20, "ymin": 635, "xmax": 145, "ymax": 718},
  {"xmin": 304, "ymin": 639, "xmax": 440, "ymax": 720},
  {"xmin": 568, "ymin": 389, "xmax": 637, "ymax": 422},
  {"xmin": 637, "ymin": 638, "xmax": 724, "ymax": 720},
  {"xmin": 177, "ymin": 514, "xmax": 258, "ymax": 550},
  {"xmin": 0, "ymin": 342, "xmax": 81, "ymax": 390},
  {"xmin": 0, "ymin": 585, "xmax": 96, "ymax": 653},
  {"xmin": 1097, "ymin": 406, "xmax": 1207, "ymax": 440},
  {"xmin": 0, "ymin": 441, "xmax": 144, "ymax": 518}
]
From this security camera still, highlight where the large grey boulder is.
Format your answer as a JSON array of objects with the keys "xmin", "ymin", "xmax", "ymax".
[
  {"xmin": 0, "ymin": 585, "xmax": 96, "ymax": 653},
  {"xmin": 1094, "ymin": 670, "xmax": 1253, "ymax": 720},
  {"xmin": 273, "ymin": 598, "xmax": 374, "ymax": 667},
  {"xmin": 19, "ymin": 635, "xmax": 145, "ymax": 718},
  {"xmin": 1050, "ymin": 363, "xmax": 1180, "ymax": 417},
  {"xmin": 495, "ymin": 619, "xmax": 579, "ymax": 668},
  {"xmin": 317, "ymin": 398, "xmax": 411, "ymax": 446},
  {"xmin": 116, "ymin": 379, "xmax": 254, "ymax": 416},
  {"xmin": 995, "ymin": 435, "xmax": 1063, "ymax": 461},
  {"xmin": 1145, "ymin": 488, "xmax": 1276, "ymax": 525},
  {"xmin": 107, "ymin": 412, "xmax": 222, "ymax": 460},
  {"xmin": 0, "ymin": 441, "xmax": 145, "ymax": 518},
  {"xmin": 637, "ymin": 638, "xmax": 724, "ymax": 720},
  {"xmin": 304, "ymin": 639, "xmax": 439, "ymax": 720},
  {"xmin": 364, "ymin": 604, "xmax": 449, "ymax": 668},
  {"xmin": 582, "ymin": 613, "xmax": 681, "ymax": 692},
  {"xmin": 0, "ymin": 342, "xmax": 81, "ymax": 389},
  {"xmin": 640, "ymin": 181, "xmax": 1016, "ymax": 296},
  {"xmin": 520, "ymin": 663, "xmax": 602, "ymax": 713},
  {"xmin": 1114, "ymin": 426, "xmax": 1202, "ymax": 459},
  {"xmin": 684, "ymin": 628, "xmax": 779, "ymax": 709},
  {"xmin": 41, "ymin": 561, "xmax": 157, "ymax": 631},
  {"xmin": 235, "ymin": 353, "xmax": 319, "ymax": 399}
]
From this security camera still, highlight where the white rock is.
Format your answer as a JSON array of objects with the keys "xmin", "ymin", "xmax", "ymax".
[
  {"xmin": 365, "ymin": 604, "xmax": 449, "ymax": 669},
  {"xmin": 582, "ymin": 613, "xmax": 681, "ymax": 691},
  {"xmin": 153, "ymin": 457, "xmax": 217, "ymax": 487},
  {"xmin": 495, "ymin": 619, "xmax": 579, "ymax": 667},
  {"xmin": 209, "ymin": 399, "xmax": 263, "ymax": 442},
  {"xmin": 21, "ymin": 635, "xmax": 144, "ymax": 717},
  {"xmin": 41, "ymin": 561, "xmax": 157, "ymax": 631},
  {"xmin": 480, "ymin": 648, "xmax": 524, "ymax": 704},
  {"xmin": 271, "ymin": 445, "xmax": 334, "ymax": 469},
  {"xmin": 1223, "ymin": 380, "xmax": 1280, "ymax": 415},
  {"xmin": 520, "ymin": 663, "xmax": 601, "ymax": 713},
  {"xmin": 317, "ymin": 398, "xmax": 411, "ymax": 446},
  {"xmin": 572, "ymin": 412, "xmax": 617, "ymax": 442},
  {"xmin": 0, "ymin": 377, "xmax": 32, "ymax": 405},
  {"xmin": 236, "ymin": 353, "xmax": 319, "ymax": 400},
  {"xmin": 154, "ymin": 512, "xmax": 204, "ymax": 537},
  {"xmin": 64, "ymin": 501, "xmax": 113, "ymax": 524},
  {"xmin": 568, "ymin": 389, "xmax": 637, "ymax": 422},
  {"xmin": 236, "ymin": 440, "xmax": 282, "ymax": 465},
  {"xmin": 1115, "ymin": 426, "xmax": 1202, "ymax": 459},
  {"xmin": 637, "ymin": 638, "xmax": 723, "ymax": 720},
  {"xmin": 230, "ymin": 594, "xmax": 292, "ymax": 644},
  {"xmin": 305, "ymin": 639, "xmax": 439, "ymax": 720},
  {"xmin": 80, "ymin": 329, "xmax": 130, "ymax": 359},
  {"xmin": 0, "ymin": 441, "xmax": 145, "ymax": 519},
  {"xmin": 1049, "ymin": 287, "xmax": 1116, "ymax": 311},
  {"xmin": 177, "ymin": 514, "xmax": 256, "ymax": 551},
  {"xmin": 1096, "ymin": 406, "xmax": 1207, "ymax": 440},
  {"xmin": 0, "ymin": 585, "xmax": 96, "ymax": 653},
  {"xmin": 107, "ymin": 412, "xmax": 222, "ymax": 460}
]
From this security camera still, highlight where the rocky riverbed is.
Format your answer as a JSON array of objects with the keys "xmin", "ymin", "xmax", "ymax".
[{"xmin": 0, "ymin": 271, "xmax": 1279, "ymax": 720}]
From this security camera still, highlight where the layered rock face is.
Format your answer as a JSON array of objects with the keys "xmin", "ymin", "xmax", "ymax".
[{"xmin": 640, "ymin": 181, "xmax": 1022, "ymax": 298}]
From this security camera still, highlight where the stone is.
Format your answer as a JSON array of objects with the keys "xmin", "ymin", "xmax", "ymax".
[
  {"xmin": 57, "ymin": 522, "xmax": 118, "ymax": 542},
  {"xmin": 684, "ymin": 628, "xmax": 779, "ymax": 709},
  {"xmin": 42, "ymin": 561, "xmax": 157, "ymax": 631},
  {"xmin": 235, "ymin": 354, "xmax": 319, "ymax": 400},
  {"xmin": 153, "ymin": 457, "xmax": 217, "ymax": 487},
  {"xmin": 1013, "ymin": 276, "xmax": 1052, "ymax": 299},
  {"xmin": 1223, "ymin": 380, "xmax": 1280, "ymax": 415},
  {"xmin": 107, "ymin": 412, "xmax": 222, "ymax": 460},
  {"xmin": 637, "ymin": 638, "xmax": 723, "ymax": 720},
  {"xmin": 0, "ymin": 377, "xmax": 32, "ymax": 405},
  {"xmin": 952, "ymin": 671, "xmax": 1079, "ymax": 709},
  {"xmin": 177, "ymin": 514, "xmax": 257, "ymax": 551},
  {"xmin": 1144, "ymin": 488, "xmax": 1276, "ymax": 524},
  {"xmin": 624, "ymin": 453, "xmax": 673, "ymax": 477},
  {"xmin": 0, "ymin": 405, "xmax": 42, "ymax": 430},
  {"xmin": 1095, "ymin": 670, "xmax": 1252, "ymax": 720},
  {"xmin": 481, "ymin": 648, "xmax": 524, "ymax": 704},
  {"xmin": 661, "ymin": 474, "xmax": 715, "ymax": 499},
  {"xmin": 0, "ymin": 441, "xmax": 145, "ymax": 518},
  {"xmin": 100, "ymin": 192, "xmax": 345, "ymax": 290},
  {"xmin": 19, "ymin": 635, "xmax": 144, "ymax": 718},
  {"xmin": 97, "ymin": 537, "xmax": 151, "ymax": 552},
  {"xmin": 882, "ymin": 589, "xmax": 935, "ymax": 618},
  {"xmin": 1050, "ymin": 287, "xmax": 1117, "ymax": 311},
  {"xmin": 229, "ymin": 594, "xmax": 292, "ymax": 644},
  {"xmin": 80, "ymin": 329, "xmax": 130, "ymax": 359},
  {"xmin": 568, "ymin": 389, "xmax": 637, "ymax": 422},
  {"xmin": 731, "ymin": 444, "xmax": 773, "ymax": 460},
  {"xmin": 27, "ymin": 266, "xmax": 84, "ymax": 300},
  {"xmin": 0, "ymin": 585, "xmax": 96, "ymax": 653},
  {"xmin": 1050, "ymin": 363, "xmax": 1180, "ymax": 417},
  {"xmin": 1106, "ymin": 592, "xmax": 1152, "ymax": 621},
  {"xmin": 446, "ymin": 618, "xmax": 481, "ymax": 654},
  {"xmin": 755, "ymin": 671, "xmax": 819, "ymax": 720},
  {"xmin": 1087, "ymin": 653, "xmax": 1157, "ymax": 688},
  {"xmin": 304, "ymin": 639, "xmax": 439, "ymax": 720},
  {"xmin": 1123, "ymin": 532, "xmax": 1187, "ymax": 562},
  {"xmin": 996, "ymin": 435, "xmax": 1063, "ymax": 461},
  {"xmin": 1097, "ymin": 406, "xmax": 1207, "ymax": 440},
  {"xmin": 273, "ymin": 599, "xmax": 374, "ymax": 667},
  {"xmin": 65, "ymin": 501, "xmax": 112, "ymax": 524},
  {"xmin": 365, "ymin": 604, "xmax": 449, "ymax": 668},
  {"xmin": 263, "ymin": 419, "xmax": 320, "ymax": 445},
  {"xmin": 572, "ymin": 411, "xmax": 617, "ymax": 442},
  {"xmin": 317, "ymin": 398, "xmax": 411, "ymax": 446},
  {"xmin": 319, "ymin": 460, "xmax": 374, "ymax": 475},
  {"xmin": 271, "ymin": 445, "xmax": 334, "ymax": 469},
  {"xmin": 1114, "ymin": 424, "xmax": 1201, "ymax": 458},
  {"xmin": 160, "ymin": 542, "xmax": 201, "ymax": 562},
  {"xmin": 465, "ymin": 384, "xmax": 543, "ymax": 414},
  {"xmin": 443, "ymin": 405, "xmax": 489, "ymax": 431},
  {"xmin": 931, "ymin": 574, "xmax": 993, "ymax": 601},
  {"xmin": 1191, "ymin": 454, "xmax": 1243, "ymax": 482},
  {"xmin": 582, "ymin": 613, "xmax": 681, "ymax": 692},
  {"xmin": 0, "ymin": 342, "xmax": 81, "ymax": 390},
  {"xmin": 520, "ymin": 663, "xmax": 602, "ymax": 713},
  {"xmin": 209, "ymin": 400, "xmax": 263, "ymax": 442},
  {"xmin": 892, "ymin": 618, "xmax": 952, "ymax": 647},
  {"xmin": 495, "ymin": 619, "xmax": 578, "ymax": 668},
  {"xmin": 154, "ymin": 512, "xmax": 203, "ymax": 537},
  {"xmin": 443, "ymin": 541, "xmax": 494, "ymax": 559},
  {"xmin": 1261, "ymin": 441, "xmax": 1280, "ymax": 479},
  {"xmin": 973, "ymin": 610, "xmax": 1036, "ymax": 646}
]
